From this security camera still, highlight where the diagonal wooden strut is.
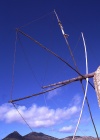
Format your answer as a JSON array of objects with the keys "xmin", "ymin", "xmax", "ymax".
[
  {"xmin": 16, "ymin": 29, "xmax": 95, "ymax": 89},
  {"xmin": 16, "ymin": 29, "xmax": 88, "ymax": 78}
]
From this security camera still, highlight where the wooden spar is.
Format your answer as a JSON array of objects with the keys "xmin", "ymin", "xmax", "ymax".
[
  {"xmin": 16, "ymin": 29, "xmax": 89, "ymax": 78},
  {"xmin": 9, "ymin": 72, "xmax": 94, "ymax": 103},
  {"xmin": 8, "ymin": 84, "xmax": 65, "ymax": 103},
  {"xmin": 42, "ymin": 72, "xmax": 94, "ymax": 89},
  {"xmin": 16, "ymin": 29, "xmax": 94, "ymax": 89},
  {"xmin": 12, "ymin": 29, "xmax": 95, "ymax": 104}
]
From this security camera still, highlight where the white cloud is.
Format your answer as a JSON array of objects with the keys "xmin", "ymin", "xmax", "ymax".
[
  {"xmin": 73, "ymin": 94, "xmax": 81, "ymax": 105},
  {"xmin": 69, "ymin": 94, "xmax": 81, "ymax": 107},
  {"xmin": 0, "ymin": 103, "xmax": 80, "ymax": 128},
  {"xmin": 59, "ymin": 125, "xmax": 74, "ymax": 133},
  {"xmin": 47, "ymin": 88, "xmax": 60, "ymax": 99}
]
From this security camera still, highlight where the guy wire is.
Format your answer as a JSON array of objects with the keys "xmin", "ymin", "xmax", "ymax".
[{"xmin": 12, "ymin": 103, "xmax": 33, "ymax": 132}]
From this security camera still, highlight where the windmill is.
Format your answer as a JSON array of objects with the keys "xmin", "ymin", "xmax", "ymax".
[
  {"xmin": 9, "ymin": 10, "xmax": 100, "ymax": 140},
  {"xmin": 94, "ymin": 66, "xmax": 100, "ymax": 107}
]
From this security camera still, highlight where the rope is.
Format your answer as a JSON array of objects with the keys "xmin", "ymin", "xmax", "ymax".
[
  {"xmin": 18, "ymin": 32, "xmax": 50, "ymax": 108},
  {"xmin": 12, "ymin": 103, "xmax": 33, "ymax": 132},
  {"xmin": 17, "ymin": 33, "xmax": 41, "ymax": 87},
  {"xmin": 19, "ymin": 11, "xmax": 54, "ymax": 29},
  {"xmin": 67, "ymin": 34, "xmax": 81, "ymax": 62},
  {"xmin": 42, "ymin": 60, "xmax": 49, "ymax": 108},
  {"xmin": 10, "ymin": 31, "xmax": 17, "ymax": 100},
  {"xmin": 77, "ymin": 127, "xmax": 95, "ymax": 140}
]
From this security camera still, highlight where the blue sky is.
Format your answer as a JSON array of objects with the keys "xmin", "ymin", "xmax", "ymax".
[{"xmin": 0, "ymin": 0, "xmax": 100, "ymax": 139}]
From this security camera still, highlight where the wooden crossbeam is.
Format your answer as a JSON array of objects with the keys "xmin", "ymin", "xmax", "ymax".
[
  {"xmin": 42, "ymin": 72, "xmax": 94, "ymax": 89},
  {"xmin": 9, "ymin": 72, "xmax": 94, "ymax": 103}
]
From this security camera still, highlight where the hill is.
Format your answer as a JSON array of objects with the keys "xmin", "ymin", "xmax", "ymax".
[
  {"xmin": 2, "ymin": 131, "xmax": 24, "ymax": 140},
  {"xmin": 2, "ymin": 131, "xmax": 98, "ymax": 140}
]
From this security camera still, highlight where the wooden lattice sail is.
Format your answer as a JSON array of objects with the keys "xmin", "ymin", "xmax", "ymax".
[{"xmin": 94, "ymin": 66, "xmax": 100, "ymax": 107}]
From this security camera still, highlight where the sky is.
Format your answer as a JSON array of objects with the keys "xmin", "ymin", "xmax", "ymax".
[{"xmin": 0, "ymin": 0, "xmax": 100, "ymax": 139}]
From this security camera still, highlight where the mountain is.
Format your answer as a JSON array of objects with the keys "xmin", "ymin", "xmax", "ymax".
[
  {"xmin": 61, "ymin": 136, "xmax": 98, "ymax": 140},
  {"xmin": 2, "ymin": 131, "xmax": 59, "ymax": 140},
  {"xmin": 60, "ymin": 136, "xmax": 82, "ymax": 140},
  {"xmin": 2, "ymin": 131, "xmax": 98, "ymax": 140},
  {"xmin": 2, "ymin": 131, "xmax": 24, "ymax": 140},
  {"xmin": 23, "ymin": 132, "xmax": 59, "ymax": 140}
]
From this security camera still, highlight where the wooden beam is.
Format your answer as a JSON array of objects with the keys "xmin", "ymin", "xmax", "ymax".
[
  {"xmin": 9, "ymin": 72, "xmax": 94, "ymax": 103},
  {"xmin": 42, "ymin": 72, "xmax": 94, "ymax": 89}
]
